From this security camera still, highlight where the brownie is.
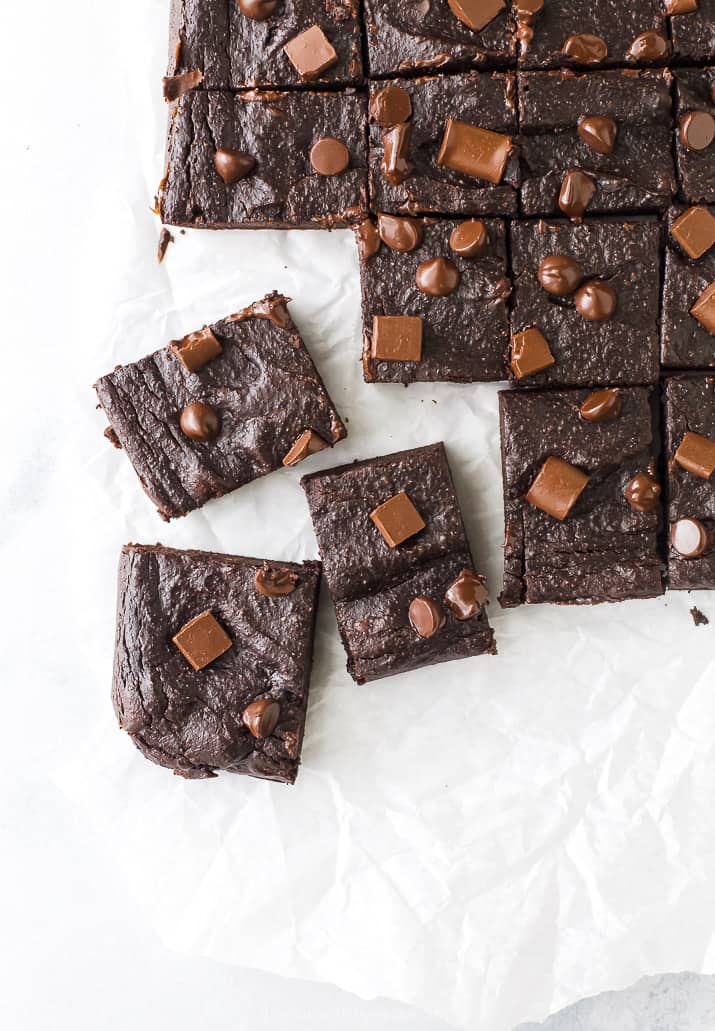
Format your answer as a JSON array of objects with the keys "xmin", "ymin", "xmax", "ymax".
[
  {"xmin": 674, "ymin": 69, "xmax": 715, "ymax": 206},
  {"xmin": 160, "ymin": 89, "xmax": 368, "ymax": 229},
  {"xmin": 94, "ymin": 293, "xmax": 346, "ymax": 521},
  {"xmin": 663, "ymin": 376, "xmax": 715, "ymax": 590},
  {"xmin": 167, "ymin": 0, "xmax": 362, "ymax": 90},
  {"xmin": 509, "ymin": 219, "xmax": 661, "ymax": 388},
  {"xmin": 113, "ymin": 544, "xmax": 321, "ymax": 782},
  {"xmin": 662, "ymin": 206, "xmax": 715, "ymax": 369},
  {"xmin": 669, "ymin": 2, "xmax": 715, "ymax": 63},
  {"xmin": 518, "ymin": 70, "xmax": 676, "ymax": 217},
  {"xmin": 498, "ymin": 387, "xmax": 664, "ymax": 606},
  {"xmin": 368, "ymin": 73, "xmax": 519, "ymax": 217},
  {"xmin": 357, "ymin": 215, "xmax": 510, "ymax": 383},
  {"xmin": 363, "ymin": 0, "xmax": 516, "ymax": 79},
  {"xmin": 301, "ymin": 443, "xmax": 496, "ymax": 683}
]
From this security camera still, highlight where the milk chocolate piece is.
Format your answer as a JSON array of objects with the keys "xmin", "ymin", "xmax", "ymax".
[
  {"xmin": 574, "ymin": 280, "xmax": 617, "ymax": 321},
  {"xmin": 624, "ymin": 471, "xmax": 661, "ymax": 512},
  {"xmin": 537, "ymin": 254, "xmax": 583, "ymax": 296},
  {"xmin": 310, "ymin": 137, "xmax": 350, "ymax": 176},
  {"xmin": 679, "ymin": 111, "xmax": 715, "ymax": 152},
  {"xmin": 170, "ymin": 327, "xmax": 223, "ymax": 372},
  {"xmin": 449, "ymin": 220, "xmax": 489, "ymax": 258},
  {"xmin": 179, "ymin": 402, "xmax": 221, "ymax": 442},
  {"xmin": 242, "ymin": 698, "xmax": 281, "ymax": 739},
  {"xmin": 254, "ymin": 566, "xmax": 299, "ymax": 597},
  {"xmin": 172, "ymin": 610, "xmax": 233, "ymax": 671},
  {"xmin": 674, "ymin": 431, "xmax": 715, "ymax": 479},
  {"xmin": 526, "ymin": 457, "xmax": 589, "ymax": 521},
  {"xmin": 283, "ymin": 429, "xmax": 329, "ymax": 467},
  {"xmin": 670, "ymin": 206, "xmax": 715, "ymax": 260},
  {"xmin": 671, "ymin": 517, "xmax": 711, "ymax": 557},
  {"xmin": 377, "ymin": 213, "xmax": 423, "ymax": 252},
  {"xmin": 510, "ymin": 327, "xmax": 556, "ymax": 379},
  {"xmin": 436, "ymin": 119, "xmax": 512, "ymax": 185},
  {"xmin": 214, "ymin": 148, "xmax": 255, "ymax": 184},
  {"xmin": 371, "ymin": 315, "xmax": 423, "ymax": 362},
  {"xmin": 579, "ymin": 388, "xmax": 622, "ymax": 423},
  {"xmin": 691, "ymin": 282, "xmax": 715, "ymax": 334},
  {"xmin": 447, "ymin": 0, "xmax": 505, "ymax": 31},
  {"xmin": 370, "ymin": 491, "xmax": 426, "ymax": 548},
  {"xmin": 355, "ymin": 219, "xmax": 381, "ymax": 261},
  {"xmin": 558, "ymin": 170, "xmax": 596, "ymax": 219},
  {"xmin": 283, "ymin": 25, "xmax": 338, "ymax": 79},
  {"xmin": 577, "ymin": 116, "xmax": 618, "ymax": 156},
  {"xmin": 561, "ymin": 34, "xmax": 608, "ymax": 63},
  {"xmin": 666, "ymin": 0, "xmax": 698, "ymax": 11},
  {"xmin": 238, "ymin": 0, "xmax": 279, "ymax": 20},
  {"xmin": 163, "ymin": 69, "xmax": 204, "ymax": 102},
  {"xmin": 444, "ymin": 568, "xmax": 489, "ymax": 619},
  {"xmin": 627, "ymin": 30, "xmax": 670, "ymax": 62},
  {"xmin": 381, "ymin": 124, "xmax": 413, "ymax": 186},
  {"xmin": 408, "ymin": 596, "xmax": 446, "ymax": 638},
  {"xmin": 370, "ymin": 86, "xmax": 412, "ymax": 126},
  {"xmin": 415, "ymin": 257, "xmax": 460, "ymax": 297}
]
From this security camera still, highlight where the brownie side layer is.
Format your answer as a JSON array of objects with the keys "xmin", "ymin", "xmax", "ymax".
[
  {"xmin": 675, "ymin": 69, "xmax": 715, "ymax": 207},
  {"xmin": 662, "ymin": 207, "xmax": 715, "ymax": 370}
]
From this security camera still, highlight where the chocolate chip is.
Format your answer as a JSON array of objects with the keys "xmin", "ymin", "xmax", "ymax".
[
  {"xmin": 444, "ymin": 569, "xmax": 489, "ymax": 620},
  {"xmin": 510, "ymin": 327, "xmax": 556, "ymax": 379},
  {"xmin": 514, "ymin": 0, "xmax": 543, "ymax": 13},
  {"xmin": 624, "ymin": 472, "xmax": 661, "ymax": 513},
  {"xmin": 415, "ymin": 256, "xmax": 460, "ymax": 297},
  {"xmin": 369, "ymin": 85, "xmax": 412, "ymax": 126},
  {"xmin": 355, "ymin": 219, "xmax": 381, "ymax": 261},
  {"xmin": 674, "ymin": 431, "xmax": 715, "ymax": 479},
  {"xmin": 691, "ymin": 282, "xmax": 715, "ymax": 334},
  {"xmin": 579, "ymin": 388, "xmax": 622, "ymax": 423},
  {"xmin": 157, "ymin": 227, "xmax": 174, "ymax": 264},
  {"xmin": 214, "ymin": 148, "xmax": 255, "ymax": 184},
  {"xmin": 408, "ymin": 596, "xmax": 446, "ymax": 638},
  {"xmin": 282, "ymin": 428, "xmax": 329, "ymax": 467},
  {"xmin": 170, "ymin": 327, "xmax": 223, "ymax": 372},
  {"xmin": 370, "ymin": 491, "xmax": 426, "ymax": 548},
  {"xmin": 163, "ymin": 69, "xmax": 204, "ymax": 102},
  {"xmin": 254, "ymin": 566, "xmax": 299, "ymax": 597},
  {"xmin": 670, "ymin": 206, "xmax": 715, "ymax": 260},
  {"xmin": 526, "ymin": 457, "xmax": 589, "ymax": 521},
  {"xmin": 310, "ymin": 137, "xmax": 349, "ymax": 176},
  {"xmin": 574, "ymin": 280, "xmax": 617, "ymax": 321},
  {"xmin": 172, "ymin": 610, "xmax": 232, "ymax": 671},
  {"xmin": 238, "ymin": 0, "xmax": 279, "ymax": 19},
  {"xmin": 282, "ymin": 25, "xmax": 338, "ymax": 79},
  {"xmin": 537, "ymin": 254, "xmax": 583, "ymax": 296},
  {"xmin": 436, "ymin": 119, "xmax": 512, "ymax": 185},
  {"xmin": 242, "ymin": 698, "xmax": 280, "ymax": 739},
  {"xmin": 558, "ymin": 170, "xmax": 596, "ymax": 219},
  {"xmin": 449, "ymin": 220, "xmax": 489, "ymax": 258},
  {"xmin": 377, "ymin": 213, "xmax": 423, "ymax": 252},
  {"xmin": 446, "ymin": 0, "xmax": 505, "ymax": 31},
  {"xmin": 666, "ymin": 0, "xmax": 698, "ymax": 11},
  {"xmin": 679, "ymin": 111, "xmax": 715, "ymax": 152},
  {"xmin": 371, "ymin": 315, "xmax": 423, "ymax": 362},
  {"xmin": 577, "ymin": 115, "xmax": 618, "ymax": 155},
  {"xmin": 179, "ymin": 402, "xmax": 221, "ymax": 442},
  {"xmin": 671, "ymin": 518, "xmax": 711, "ymax": 558},
  {"xmin": 627, "ymin": 30, "xmax": 670, "ymax": 62},
  {"xmin": 561, "ymin": 34, "xmax": 608, "ymax": 63},
  {"xmin": 381, "ymin": 123, "xmax": 413, "ymax": 186}
]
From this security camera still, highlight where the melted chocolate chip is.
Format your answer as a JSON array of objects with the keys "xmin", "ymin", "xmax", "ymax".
[
  {"xmin": 381, "ymin": 123, "xmax": 413, "ymax": 186},
  {"xmin": 238, "ymin": 0, "xmax": 278, "ymax": 19},
  {"xmin": 671, "ymin": 518, "xmax": 711, "ymax": 558},
  {"xmin": 310, "ymin": 137, "xmax": 349, "ymax": 175},
  {"xmin": 255, "ymin": 566, "xmax": 299, "ymax": 597},
  {"xmin": 369, "ymin": 85, "xmax": 412, "ymax": 126},
  {"xmin": 627, "ymin": 30, "xmax": 670, "ymax": 62},
  {"xmin": 214, "ymin": 148, "xmax": 255, "ymax": 184},
  {"xmin": 574, "ymin": 280, "xmax": 617, "ymax": 321},
  {"xmin": 242, "ymin": 698, "xmax": 281, "ymax": 739},
  {"xmin": 577, "ymin": 115, "xmax": 618, "ymax": 155},
  {"xmin": 282, "ymin": 429, "xmax": 329, "ymax": 467},
  {"xmin": 179, "ymin": 402, "xmax": 221, "ymax": 442},
  {"xmin": 537, "ymin": 254, "xmax": 583, "ymax": 296},
  {"xmin": 377, "ymin": 213, "xmax": 424, "ymax": 252},
  {"xmin": 558, "ymin": 170, "xmax": 596, "ymax": 219},
  {"xmin": 579, "ymin": 388, "xmax": 622, "ymax": 423},
  {"xmin": 679, "ymin": 111, "xmax": 715, "ymax": 152},
  {"xmin": 624, "ymin": 472, "xmax": 661, "ymax": 513},
  {"xmin": 408, "ymin": 596, "xmax": 446, "ymax": 638},
  {"xmin": 355, "ymin": 219, "xmax": 381, "ymax": 261},
  {"xmin": 561, "ymin": 34, "xmax": 608, "ymax": 63},
  {"xmin": 449, "ymin": 220, "xmax": 489, "ymax": 258},
  {"xmin": 415, "ymin": 256, "xmax": 460, "ymax": 297},
  {"xmin": 444, "ymin": 569, "xmax": 489, "ymax": 620}
]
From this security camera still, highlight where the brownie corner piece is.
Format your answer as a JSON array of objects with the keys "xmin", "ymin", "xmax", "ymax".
[
  {"xmin": 113, "ymin": 544, "xmax": 322, "ymax": 783},
  {"xmin": 674, "ymin": 68, "xmax": 715, "ymax": 207},
  {"xmin": 662, "ymin": 205, "xmax": 715, "ymax": 370},
  {"xmin": 669, "ymin": 1, "xmax": 715, "ymax": 63}
]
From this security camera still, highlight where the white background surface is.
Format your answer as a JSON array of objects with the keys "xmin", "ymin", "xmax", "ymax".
[{"xmin": 2, "ymin": 2, "xmax": 715, "ymax": 1029}]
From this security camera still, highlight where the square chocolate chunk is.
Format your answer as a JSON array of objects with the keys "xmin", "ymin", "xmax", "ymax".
[
  {"xmin": 662, "ymin": 206, "xmax": 715, "ymax": 370},
  {"xmin": 669, "ymin": 1, "xmax": 715, "ymax": 62},
  {"xmin": 674, "ymin": 69, "xmax": 715, "ymax": 207}
]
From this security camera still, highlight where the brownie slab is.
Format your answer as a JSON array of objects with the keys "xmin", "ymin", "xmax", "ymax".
[
  {"xmin": 662, "ymin": 206, "xmax": 715, "ymax": 369},
  {"xmin": 509, "ymin": 219, "xmax": 661, "ymax": 387},
  {"xmin": 674, "ymin": 69, "xmax": 715, "ymax": 207},
  {"xmin": 499, "ymin": 387, "xmax": 664, "ymax": 606},
  {"xmin": 368, "ymin": 73, "xmax": 519, "ymax": 217},
  {"xmin": 518, "ymin": 70, "xmax": 676, "ymax": 217},
  {"xmin": 160, "ymin": 90, "xmax": 368, "ymax": 229},
  {"xmin": 113, "ymin": 544, "xmax": 321, "ymax": 782},
  {"xmin": 670, "ymin": 2, "xmax": 715, "ymax": 62},
  {"xmin": 301, "ymin": 443, "xmax": 496, "ymax": 683},
  {"xmin": 663, "ymin": 376, "xmax": 715, "ymax": 590},
  {"xmin": 94, "ymin": 293, "xmax": 346, "ymax": 521}
]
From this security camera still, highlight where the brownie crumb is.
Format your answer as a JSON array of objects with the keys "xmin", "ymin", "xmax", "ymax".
[
  {"xmin": 157, "ymin": 227, "xmax": 174, "ymax": 264},
  {"xmin": 690, "ymin": 606, "xmax": 709, "ymax": 627}
]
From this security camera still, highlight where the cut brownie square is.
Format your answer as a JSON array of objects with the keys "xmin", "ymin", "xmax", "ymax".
[
  {"xmin": 669, "ymin": 2, "xmax": 715, "ymax": 63},
  {"xmin": 368, "ymin": 73, "xmax": 519, "ymax": 217},
  {"xmin": 301, "ymin": 443, "xmax": 496, "ymax": 683},
  {"xmin": 663, "ymin": 376, "xmax": 715, "ymax": 590},
  {"xmin": 498, "ymin": 387, "xmax": 664, "ymax": 606},
  {"xmin": 356, "ymin": 215, "xmax": 510, "ymax": 383},
  {"xmin": 509, "ymin": 219, "xmax": 661, "ymax": 387},
  {"xmin": 674, "ymin": 68, "xmax": 715, "ymax": 206},
  {"xmin": 160, "ymin": 90, "xmax": 368, "ymax": 229},
  {"xmin": 94, "ymin": 293, "xmax": 346, "ymax": 521},
  {"xmin": 113, "ymin": 544, "xmax": 321, "ymax": 782},
  {"xmin": 166, "ymin": 0, "xmax": 362, "ymax": 91},
  {"xmin": 518, "ymin": 70, "xmax": 676, "ymax": 217},
  {"xmin": 662, "ymin": 206, "xmax": 715, "ymax": 369}
]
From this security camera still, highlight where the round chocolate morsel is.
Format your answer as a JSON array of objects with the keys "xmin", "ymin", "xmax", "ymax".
[
  {"xmin": 624, "ymin": 472, "xmax": 661, "ymax": 513},
  {"xmin": 310, "ymin": 136, "xmax": 350, "ymax": 175},
  {"xmin": 242, "ymin": 698, "xmax": 281, "ymax": 740},
  {"xmin": 679, "ymin": 111, "xmax": 715, "ymax": 152},
  {"xmin": 408, "ymin": 596, "xmax": 446, "ymax": 639},
  {"xmin": 214, "ymin": 148, "xmax": 255, "ymax": 184},
  {"xmin": 238, "ymin": 0, "xmax": 278, "ymax": 19},
  {"xmin": 445, "ymin": 569, "xmax": 489, "ymax": 621},
  {"xmin": 577, "ymin": 115, "xmax": 618, "ymax": 155},
  {"xmin": 558, "ymin": 169, "xmax": 596, "ymax": 220},
  {"xmin": 369, "ymin": 85, "xmax": 412, "ymax": 126},
  {"xmin": 579, "ymin": 388, "xmax": 622, "ymax": 423},
  {"xmin": 179, "ymin": 402, "xmax": 221, "ymax": 442},
  {"xmin": 255, "ymin": 566, "xmax": 298, "ymax": 597},
  {"xmin": 449, "ymin": 219, "xmax": 489, "ymax": 258},
  {"xmin": 574, "ymin": 280, "xmax": 617, "ymax": 321},
  {"xmin": 415, "ymin": 256, "xmax": 460, "ymax": 297},
  {"xmin": 627, "ymin": 30, "xmax": 669, "ymax": 62},
  {"xmin": 377, "ymin": 213, "xmax": 423, "ymax": 252},
  {"xmin": 537, "ymin": 254, "xmax": 583, "ymax": 296},
  {"xmin": 671, "ymin": 518, "xmax": 711, "ymax": 558},
  {"xmin": 561, "ymin": 33, "xmax": 608, "ymax": 63}
]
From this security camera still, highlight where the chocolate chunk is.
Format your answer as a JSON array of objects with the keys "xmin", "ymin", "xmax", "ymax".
[
  {"xmin": 310, "ymin": 137, "xmax": 350, "ymax": 176},
  {"xmin": 671, "ymin": 518, "xmax": 711, "ymax": 557},
  {"xmin": 624, "ymin": 472, "xmax": 661, "ymax": 513},
  {"xmin": 372, "ymin": 315, "xmax": 423, "ymax": 362},
  {"xmin": 179, "ymin": 402, "xmax": 221, "ymax": 442},
  {"xmin": 283, "ymin": 428, "xmax": 329, "ymax": 467},
  {"xmin": 449, "ymin": 220, "xmax": 489, "ymax": 258},
  {"xmin": 577, "ymin": 116, "xmax": 618, "ymax": 156},
  {"xmin": 157, "ymin": 227, "xmax": 174, "ymax": 264},
  {"xmin": 510, "ymin": 327, "xmax": 556, "ymax": 379},
  {"xmin": 691, "ymin": 282, "xmax": 715, "ymax": 334},
  {"xmin": 574, "ymin": 280, "xmax": 617, "ymax": 321},
  {"xmin": 674, "ymin": 431, "xmax": 715, "ymax": 479},
  {"xmin": 447, "ymin": 0, "xmax": 505, "ymax": 31},
  {"xmin": 283, "ymin": 25, "xmax": 338, "ymax": 79},
  {"xmin": 408, "ymin": 596, "xmax": 446, "ymax": 638},
  {"xmin": 690, "ymin": 606, "xmax": 709, "ymax": 627},
  {"xmin": 377, "ymin": 213, "xmax": 423, "ymax": 252},
  {"xmin": 537, "ymin": 255, "xmax": 583, "ymax": 296},
  {"xmin": 369, "ymin": 85, "xmax": 412, "ymax": 126},
  {"xmin": 355, "ymin": 219, "xmax": 381, "ymax": 261},
  {"xmin": 370, "ymin": 491, "xmax": 426, "ymax": 548},
  {"xmin": 242, "ymin": 698, "xmax": 280, "ymax": 739},
  {"xmin": 561, "ymin": 34, "xmax": 608, "ymax": 63},
  {"xmin": 214, "ymin": 148, "xmax": 255, "ymax": 184},
  {"xmin": 526, "ymin": 457, "xmax": 589, "ymax": 521},
  {"xmin": 238, "ymin": 0, "xmax": 279, "ymax": 19},
  {"xmin": 444, "ymin": 569, "xmax": 489, "ymax": 620},
  {"xmin": 170, "ymin": 327, "xmax": 223, "ymax": 372},
  {"xmin": 558, "ymin": 170, "xmax": 596, "ymax": 219},
  {"xmin": 415, "ymin": 257, "xmax": 460, "ymax": 297},
  {"xmin": 104, "ymin": 426, "xmax": 122, "ymax": 449},
  {"xmin": 172, "ymin": 610, "xmax": 233, "ymax": 671},
  {"xmin": 163, "ymin": 69, "xmax": 204, "ymax": 102},
  {"xmin": 381, "ymin": 123, "xmax": 413, "ymax": 186},
  {"xmin": 254, "ymin": 566, "xmax": 299, "ymax": 597},
  {"xmin": 666, "ymin": 0, "xmax": 698, "ymax": 11},
  {"xmin": 679, "ymin": 111, "xmax": 715, "ymax": 152},
  {"xmin": 436, "ymin": 119, "xmax": 512, "ymax": 185},
  {"xmin": 670, "ymin": 206, "xmax": 715, "ymax": 260},
  {"xmin": 579, "ymin": 388, "xmax": 622, "ymax": 423},
  {"xmin": 627, "ymin": 30, "xmax": 670, "ymax": 62}
]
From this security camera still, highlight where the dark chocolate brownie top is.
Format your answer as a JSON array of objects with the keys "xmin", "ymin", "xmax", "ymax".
[
  {"xmin": 669, "ymin": 1, "xmax": 715, "ymax": 62},
  {"xmin": 113, "ymin": 544, "xmax": 321, "ymax": 782},
  {"xmin": 509, "ymin": 219, "xmax": 661, "ymax": 387},
  {"xmin": 94, "ymin": 293, "xmax": 346, "ymax": 520},
  {"xmin": 662, "ymin": 206, "xmax": 715, "ymax": 369},
  {"xmin": 160, "ymin": 90, "xmax": 368, "ymax": 229},
  {"xmin": 675, "ymin": 68, "xmax": 715, "ymax": 206}
]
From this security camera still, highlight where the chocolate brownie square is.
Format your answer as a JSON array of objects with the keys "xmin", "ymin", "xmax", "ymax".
[
  {"xmin": 663, "ymin": 376, "xmax": 715, "ymax": 590},
  {"xmin": 674, "ymin": 68, "xmax": 715, "ymax": 206},
  {"xmin": 113, "ymin": 544, "xmax": 321, "ymax": 782},
  {"xmin": 356, "ymin": 215, "xmax": 510, "ymax": 382},
  {"xmin": 518, "ymin": 70, "xmax": 676, "ymax": 217},
  {"xmin": 498, "ymin": 386, "xmax": 664, "ymax": 606},
  {"xmin": 669, "ymin": 1, "xmax": 715, "ymax": 63},
  {"xmin": 160, "ymin": 89, "xmax": 368, "ymax": 229},
  {"xmin": 301, "ymin": 443, "xmax": 496, "ymax": 683},
  {"xmin": 368, "ymin": 73, "xmax": 519, "ymax": 217},
  {"xmin": 509, "ymin": 219, "xmax": 661, "ymax": 387},
  {"xmin": 662, "ymin": 206, "xmax": 715, "ymax": 369},
  {"xmin": 94, "ymin": 294, "xmax": 346, "ymax": 521}
]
